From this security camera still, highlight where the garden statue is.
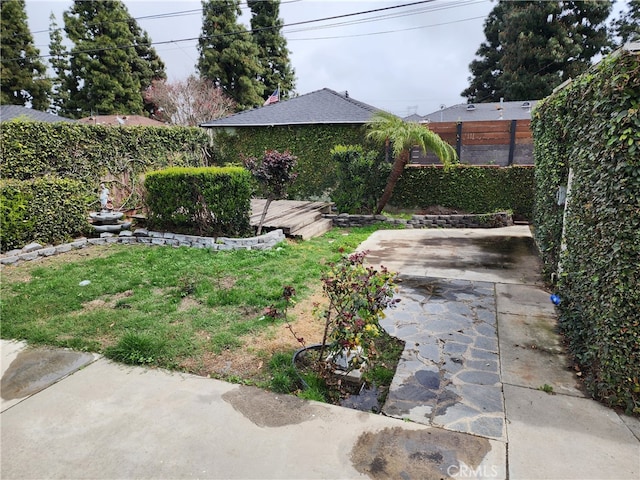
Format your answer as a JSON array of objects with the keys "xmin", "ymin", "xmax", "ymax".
[{"xmin": 99, "ymin": 183, "xmax": 110, "ymax": 211}]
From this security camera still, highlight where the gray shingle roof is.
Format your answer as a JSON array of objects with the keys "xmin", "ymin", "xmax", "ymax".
[
  {"xmin": 421, "ymin": 100, "xmax": 539, "ymax": 123},
  {"xmin": 200, "ymin": 88, "xmax": 383, "ymax": 127},
  {"xmin": 0, "ymin": 105, "xmax": 76, "ymax": 123}
]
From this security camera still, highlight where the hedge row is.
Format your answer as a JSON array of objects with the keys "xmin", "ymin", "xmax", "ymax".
[
  {"xmin": 532, "ymin": 48, "xmax": 639, "ymax": 414},
  {"xmin": 1, "ymin": 177, "xmax": 89, "ymax": 251},
  {"xmin": 144, "ymin": 167, "xmax": 253, "ymax": 238},
  {"xmin": 390, "ymin": 165, "xmax": 535, "ymax": 219}
]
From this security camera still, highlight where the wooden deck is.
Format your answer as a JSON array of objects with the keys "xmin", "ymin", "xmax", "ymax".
[{"xmin": 250, "ymin": 199, "xmax": 334, "ymax": 240}]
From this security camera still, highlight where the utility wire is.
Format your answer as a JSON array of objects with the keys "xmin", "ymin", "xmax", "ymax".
[{"xmin": 13, "ymin": 0, "xmax": 481, "ymax": 62}]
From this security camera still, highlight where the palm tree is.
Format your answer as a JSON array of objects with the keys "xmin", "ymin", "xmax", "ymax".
[{"xmin": 366, "ymin": 111, "xmax": 458, "ymax": 214}]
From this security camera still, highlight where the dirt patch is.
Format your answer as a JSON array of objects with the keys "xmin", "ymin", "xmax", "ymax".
[
  {"xmin": 179, "ymin": 286, "xmax": 327, "ymax": 381},
  {"xmin": 178, "ymin": 296, "xmax": 201, "ymax": 312}
]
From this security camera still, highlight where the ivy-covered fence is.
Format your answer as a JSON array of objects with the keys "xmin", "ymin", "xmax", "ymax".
[
  {"xmin": 0, "ymin": 122, "xmax": 210, "ymax": 251},
  {"xmin": 390, "ymin": 165, "xmax": 535, "ymax": 220},
  {"xmin": 207, "ymin": 124, "xmax": 367, "ymax": 199},
  {"xmin": 532, "ymin": 47, "xmax": 639, "ymax": 414},
  {"xmin": 1, "ymin": 122, "xmax": 210, "ymax": 209}
]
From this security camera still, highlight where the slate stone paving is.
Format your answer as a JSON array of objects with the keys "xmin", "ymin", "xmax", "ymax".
[{"xmin": 380, "ymin": 275, "xmax": 506, "ymax": 441}]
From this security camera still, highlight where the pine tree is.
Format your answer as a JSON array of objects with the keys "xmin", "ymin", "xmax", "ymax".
[
  {"xmin": 48, "ymin": 13, "xmax": 70, "ymax": 114},
  {"xmin": 0, "ymin": 0, "xmax": 51, "ymax": 110},
  {"xmin": 463, "ymin": 1, "xmax": 612, "ymax": 102},
  {"xmin": 197, "ymin": 0, "xmax": 264, "ymax": 110},
  {"xmin": 60, "ymin": 0, "xmax": 165, "ymax": 118},
  {"xmin": 248, "ymin": 0, "xmax": 295, "ymax": 100},
  {"xmin": 612, "ymin": 0, "xmax": 640, "ymax": 46}
]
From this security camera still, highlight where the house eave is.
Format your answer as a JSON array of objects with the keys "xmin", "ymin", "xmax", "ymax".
[{"xmin": 200, "ymin": 120, "xmax": 369, "ymax": 128}]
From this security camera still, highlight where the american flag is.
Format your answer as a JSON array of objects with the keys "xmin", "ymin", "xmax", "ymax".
[{"xmin": 263, "ymin": 87, "xmax": 280, "ymax": 106}]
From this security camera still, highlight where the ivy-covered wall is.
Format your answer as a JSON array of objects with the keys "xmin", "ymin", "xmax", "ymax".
[
  {"xmin": 390, "ymin": 165, "xmax": 535, "ymax": 220},
  {"xmin": 0, "ymin": 122, "xmax": 210, "ymax": 251},
  {"xmin": 532, "ymin": 48, "xmax": 639, "ymax": 414},
  {"xmin": 1, "ymin": 122, "xmax": 210, "ymax": 209},
  {"xmin": 207, "ymin": 124, "xmax": 368, "ymax": 199}
]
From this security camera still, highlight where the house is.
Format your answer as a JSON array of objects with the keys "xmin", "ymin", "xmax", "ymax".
[
  {"xmin": 411, "ymin": 100, "xmax": 539, "ymax": 166},
  {"xmin": 0, "ymin": 105, "xmax": 76, "ymax": 123},
  {"xmin": 200, "ymin": 88, "xmax": 386, "ymax": 199},
  {"xmin": 200, "ymin": 88, "xmax": 381, "ymax": 129},
  {"xmin": 77, "ymin": 115, "xmax": 166, "ymax": 127},
  {"xmin": 421, "ymin": 100, "xmax": 538, "ymax": 123}
]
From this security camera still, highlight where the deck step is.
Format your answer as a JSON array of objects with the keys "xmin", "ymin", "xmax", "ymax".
[
  {"xmin": 250, "ymin": 199, "xmax": 333, "ymax": 238},
  {"xmin": 290, "ymin": 218, "xmax": 334, "ymax": 240}
]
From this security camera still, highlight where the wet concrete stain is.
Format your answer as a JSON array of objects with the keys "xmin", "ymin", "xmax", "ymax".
[
  {"xmin": 340, "ymin": 385, "xmax": 382, "ymax": 413},
  {"xmin": 1, "ymin": 348, "xmax": 95, "ymax": 400},
  {"xmin": 351, "ymin": 426, "xmax": 491, "ymax": 479},
  {"xmin": 370, "ymin": 235, "xmax": 537, "ymax": 271},
  {"xmin": 222, "ymin": 385, "xmax": 326, "ymax": 428}
]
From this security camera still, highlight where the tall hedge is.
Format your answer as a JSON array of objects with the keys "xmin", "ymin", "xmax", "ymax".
[
  {"xmin": 532, "ymin": 48, "xmax": 639, "ymax": 414},
  {"xmin": 390, "ymin": 165, "xmax": 535, "ymax": 219},
  {"xmin": 208, "ymin": 124, "xmax": 367, "ymax": 199},
  {"xmin": 2, "ymin": 122, "xmax": 210, "ymax": 184}
]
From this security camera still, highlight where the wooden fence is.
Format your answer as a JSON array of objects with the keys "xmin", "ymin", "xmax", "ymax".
[{"xmin": 411, "ymin": 120, "xmax": 534, "ymax": 166}]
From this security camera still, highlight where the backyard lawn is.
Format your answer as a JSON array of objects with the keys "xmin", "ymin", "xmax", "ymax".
[{"xmin": 0, "ymin": 226, "xmax": 402, "ymax": 400}]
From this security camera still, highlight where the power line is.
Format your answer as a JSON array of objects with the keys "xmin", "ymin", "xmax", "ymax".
[
  {"xmin": 287, "ymin": 14, "xmax": 487, "ymax": 40},
  {"xmin": 12, "ymin": 0, "xmax": 444, "ymax": 62}
]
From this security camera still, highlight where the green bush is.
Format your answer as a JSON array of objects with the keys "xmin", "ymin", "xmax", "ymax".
[
  {"xmin": 330, "ymin": 145, "xmax": 390, "ymax": 214},
  {"xmin": 390, "ymin": 165, "xmax": 535, "ymax": 219},
  {"xmin": 144, "ymin": 166, "xmax": 252, "ymax": 237},
  {"xmin": 0, "ymin": 177, "xmax": 90, "ymax": 251},
  {"xmin": 532, "ymin": 48, "xmax": 639, "ymax": 414}
]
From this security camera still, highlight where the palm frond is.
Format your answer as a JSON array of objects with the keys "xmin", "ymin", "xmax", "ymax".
[{"xmin": 366, "ymin": 111, "xmax": 458, "ymax": 165}]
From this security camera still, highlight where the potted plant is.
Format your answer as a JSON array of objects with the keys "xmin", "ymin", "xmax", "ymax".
[{"xmin": 291, "ymin": 250, "xmax": 399, "ymax": 390}]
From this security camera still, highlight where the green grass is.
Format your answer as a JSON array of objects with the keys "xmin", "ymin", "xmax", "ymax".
[{"xmin": 0, "ymin": 226, "xmax": 387, "ymax": 372}]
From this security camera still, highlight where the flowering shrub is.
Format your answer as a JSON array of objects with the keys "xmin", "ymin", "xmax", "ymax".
[
  {"xmin": 244, "ymin": 150, "xmax": 298, "ymax": 234},
  {"xmin": 316, "ymin": 250, "xmax": 399, "ymax": 371}
]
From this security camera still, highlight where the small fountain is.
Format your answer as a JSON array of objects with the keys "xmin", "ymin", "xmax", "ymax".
[{"xmin": 89, "ymin": 183, "xmax": 131, "ymax": 234}]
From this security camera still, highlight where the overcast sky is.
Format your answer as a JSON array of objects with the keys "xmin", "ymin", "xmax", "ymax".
[{"xmin": 25, "ymin": 0, "xmax": 626, "ymax": 117}]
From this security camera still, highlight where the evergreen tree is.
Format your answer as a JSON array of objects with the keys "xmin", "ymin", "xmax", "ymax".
[
  {"xmin": 612, "ymin": 0, "xmax": 640, "ymax": 46},
  {"xmin": 61, "ymin": 0, "xmax": 165, "ymax": 118},
  {"xmin": 463, "ymin": 1, "xmax": 612, "ymax": 102},
  {"xmin": 248, "ymin": 0, "xmax": 295, "ymax": 100},
  {"xmin": 0, "ymin": 0, "xmax": 51, "ymax": 110},
  {"xmin": 48, "ymin": 13, "xmax": 70, "ymax": 114},
  {"xmin": 197, "ymin": 0, "xmax": 264, "ymax": 110}
]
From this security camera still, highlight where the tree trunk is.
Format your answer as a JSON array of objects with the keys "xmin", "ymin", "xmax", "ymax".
[
  {"xmin": 375, "ymin": 150, "xmax": 409, "ymax": 215},
  {"xmin": 256, "ymin": 197, "xmax": 273, "ymax": 235}
]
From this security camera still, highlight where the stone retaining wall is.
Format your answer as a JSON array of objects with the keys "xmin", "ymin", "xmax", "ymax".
[
  {"xmin": 1, "ymin": 229, "xmax": 286, "ymax": 266},
  {"xmin": 328, "ymin": 212, "xmax": 513, "ymax": 229}
]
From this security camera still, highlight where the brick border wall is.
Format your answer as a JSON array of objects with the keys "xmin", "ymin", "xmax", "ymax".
[
  {"xmin": 328, "ymin": 212, "xmax": 513, "ymax": 229},
  {"xmin": 0, "ymin": 229, "xmax": 286, "ymax": 266}
]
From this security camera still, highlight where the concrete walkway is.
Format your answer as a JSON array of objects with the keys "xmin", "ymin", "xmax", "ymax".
[{"xmin": 2, "ymin": 226, "xmax": 639, "ymax": 479}]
